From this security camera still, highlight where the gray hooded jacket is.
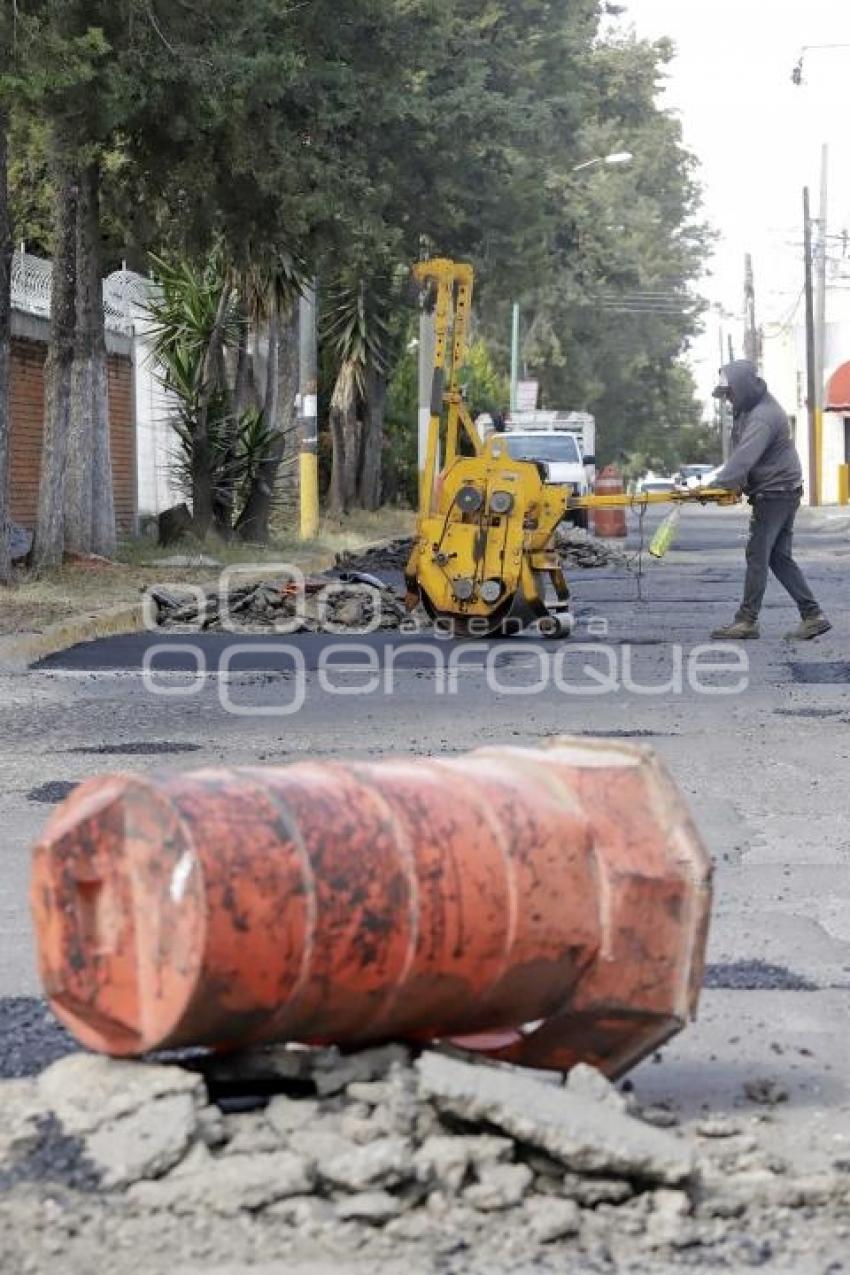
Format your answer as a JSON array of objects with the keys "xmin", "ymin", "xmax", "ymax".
[{"xmin": 714, "ymin": 361, "xmax": 802, "ymax": 497}]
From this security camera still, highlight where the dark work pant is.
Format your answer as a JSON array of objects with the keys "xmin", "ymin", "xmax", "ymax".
[{"xmin": 737, "ymin": 493, "xmax": 820, "ymax": 624}]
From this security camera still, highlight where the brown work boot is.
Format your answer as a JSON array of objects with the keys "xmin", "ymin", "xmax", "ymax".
[
  {"xmin": 711, "ymin": 619, "xmax": 760, "ymax": 640},
  {"xmin": 785, "ymin": 613, "xmax": 832, "ymax": 641}
]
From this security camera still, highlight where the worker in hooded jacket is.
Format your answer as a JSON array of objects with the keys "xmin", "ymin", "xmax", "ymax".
[{"xmin": 709, "ymin": 359, "xmax": 831, "ymax": 642}]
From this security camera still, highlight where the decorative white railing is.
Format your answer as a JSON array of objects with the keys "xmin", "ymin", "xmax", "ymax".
[{"xmin": 11, "ymin": 249, "xmax": 152, "ymax": 336}]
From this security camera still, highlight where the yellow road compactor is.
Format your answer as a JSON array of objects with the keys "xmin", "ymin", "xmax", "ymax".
[{"xmin": 405, "ymin": 258, "xmax": 738, "ymax": 637}]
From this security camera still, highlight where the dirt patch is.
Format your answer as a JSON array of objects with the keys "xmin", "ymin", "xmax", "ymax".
[{"xmin": 0, "ymin": 511, "xmax": 416, "ymax": 638}]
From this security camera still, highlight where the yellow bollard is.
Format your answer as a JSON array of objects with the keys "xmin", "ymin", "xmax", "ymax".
[
  {"xmin": 299, "ymin": 451, "xmax": 320, "ymax": 541},
  {"xmin": 813, "ymin": 409, "xmax": 824, "ymax": 507},
  {"xmin": 839, "ymin": 464, "xmax": 850, "ymax": 507}
]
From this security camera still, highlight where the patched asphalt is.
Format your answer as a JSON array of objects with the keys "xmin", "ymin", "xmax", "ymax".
[{"xmin": 0, "ymin": 998, "xmax": 77, "ymax": 1078}]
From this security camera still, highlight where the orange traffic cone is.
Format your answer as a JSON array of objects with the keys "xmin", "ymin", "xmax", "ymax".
[{"xmin": 31, "ymin": 740, "xmax": 711, "ymax": 1077}]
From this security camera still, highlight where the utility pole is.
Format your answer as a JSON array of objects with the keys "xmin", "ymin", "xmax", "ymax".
[
  {"xmin": 814, "ymin": 143, "xmax": 829, "ymax": 505},
  {"xmin": 743, "ymin": 254, "xmax": 759, "ymax": 369},
  {"xmin": 298, "ymin": 282, "xmax": 319, "ymax": 540},
  {"xmin": 510, "ymin": 303, "xmax": 520, "ymax": 414},
  {"xmin": 803, "ymin": 187, "xmax": 819, "ymax": 506},
  {"xmin": 718, "ymin": 323, "xmax": 731, "ymax": 462}
]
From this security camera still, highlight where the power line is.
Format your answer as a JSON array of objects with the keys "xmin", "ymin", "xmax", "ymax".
[
  {"xmin": 792, "ymin": 44, "xmax": 850, "ymax": 84},
  {"xmin": 594, "ymin": 309, "xmax": 696, "ymax": 317},
  {"xmin": 595, "ymin": 301, "xmax": 694, "ymax": 306},
  {"xmin": 590, "ymin": 292, "xmax": 701, "ymax": 316},
  {"xmin": 762, "ymin": 284, "xmax": 805, "ymax": 338}
]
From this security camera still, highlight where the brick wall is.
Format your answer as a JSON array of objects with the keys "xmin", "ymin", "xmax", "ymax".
[
  {"xmin": 8, "ymin": 336, "xmax": 137, "ymax": 534},
  {"xmin": 106, "ymin": 352, "xmax": 136, "ymax": 532}
]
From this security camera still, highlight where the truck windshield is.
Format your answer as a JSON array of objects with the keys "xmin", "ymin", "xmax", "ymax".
[{"xmin": 505, "ymin": 435, "xmax": 582, "ymax": 464}]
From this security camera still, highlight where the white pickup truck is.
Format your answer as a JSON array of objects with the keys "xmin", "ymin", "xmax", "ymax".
[{"xmin": 502, "ymin": 411, "xmax": 596, "ymax": 529}]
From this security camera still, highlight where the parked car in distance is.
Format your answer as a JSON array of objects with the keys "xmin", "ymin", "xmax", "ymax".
[
  {"xmin": 635, "ymin": 472, "xmax": 678, "ymax": 494},
  {"xmin": 683, "ymin": 464, "xmax": 723, "ymax": 490},
  {"xmin": 502, "ymin": 430, "xmax": 591, "ymax": 528},
  {"xmin": 675, "ymin": 463, "xmax": 717, "ymax": 490}
]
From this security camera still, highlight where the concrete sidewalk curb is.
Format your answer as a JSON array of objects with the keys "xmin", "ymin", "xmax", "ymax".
[{"xmin": 0, "ymin": 602, "xmax": 146, "ymax": 673}]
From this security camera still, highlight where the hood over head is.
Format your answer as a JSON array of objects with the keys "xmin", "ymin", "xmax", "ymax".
[{"xmin": 712, "ymin": 360, "xmax": 767, "ymax": 415}]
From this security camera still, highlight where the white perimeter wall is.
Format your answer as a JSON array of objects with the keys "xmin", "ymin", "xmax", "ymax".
[
  {"xmin": 762, "ymin": 318, "xmax": 849, "ymax": 506},
  {"xmin": 131, "ymin": 306, "xmax": 184, "ymax": 519}
]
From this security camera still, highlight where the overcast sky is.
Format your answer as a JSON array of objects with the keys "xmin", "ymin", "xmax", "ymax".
[{"xmin": 623, "ymin": 0, "xmax": 850, "ymax": 405}]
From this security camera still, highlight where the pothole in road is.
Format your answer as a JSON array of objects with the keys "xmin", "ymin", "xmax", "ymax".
[
  {"xmin": 27, "ymin": 781, "xmax": 78, "ymax": 804},
  {"xmin": 705, "ymin": 961, "xmax": 818, "ymax": 991},
  {"xmin": 67, "ymin": 742, "xmax": 203, "ymax": 756},
  {"xmin": 788, "ymin": 662, "xmax": 850, "ymax": 685},
  {"xmin": 774, "ymin": 708, "xmax": 847, "ymax": 720}
]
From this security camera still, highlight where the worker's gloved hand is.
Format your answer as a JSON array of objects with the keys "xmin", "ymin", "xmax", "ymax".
[{"xmin": 693, "ymin": 481, "xmax": 740, "ymax": 506}]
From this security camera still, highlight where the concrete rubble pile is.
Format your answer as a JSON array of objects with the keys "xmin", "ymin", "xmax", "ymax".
[
  {"xmin": 1, "ymin": 1044, "xmax": 848, "ymax": 1273},
  {"xmin": 148, "ymin": 528, "xmax": 625, "ymax": 634},
  {"xmin": 338, "ymin": 532, "xmax": 628, "ymax": 576},
  {"xmin": 554, "ymin": 524, "xmax": 630, "ymax": 570},
  {"xmin": 149, "ymin": 577, "xmax": 410, "ymax": 634},
  {"xmin": 334, "ymin": 537, "xmax": 414, "ymax": 575}
]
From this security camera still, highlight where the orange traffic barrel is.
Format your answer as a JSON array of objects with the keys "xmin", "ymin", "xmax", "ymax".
[
  {"xmin": 593, "ymin": 464, "xmax": 628, "ymax": 538},
  {"xmin": 31, "ymin": 740, "xmax": 712, "ymax": 1077}
]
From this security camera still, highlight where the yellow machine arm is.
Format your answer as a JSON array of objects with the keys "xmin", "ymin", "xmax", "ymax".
[
  {"xmin": 412, "ymin": 258, "xmax": 483, "ymax": 514},
  {"xmin": 406, "ymin": 258, "xmax": 738, "ymax": 637},
  {"xmin": 569, "ymin": 488, "xmax": 739, "ymax": 511}
]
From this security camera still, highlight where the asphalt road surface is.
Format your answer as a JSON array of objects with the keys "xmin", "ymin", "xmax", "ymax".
[{"xmin": 2, "ymin": 502, "xmax": 849, "ymax": 1175}]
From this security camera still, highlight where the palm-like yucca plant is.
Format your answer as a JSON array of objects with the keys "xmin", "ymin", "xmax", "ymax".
[
  {"xmin": 323, "ymin": 275, "xmax": 394, "ymax": 393},
  {"xmin": 322, "ymin": 266, "xmax": 404, "ymax": 513},
  {"xmin": 146, "ymin": 248, "xmax": 302, "ymax": 539},
  {"xmin": 148, "ymin": 251, "xmax": 243, "ymax": 389},
  {"xmin": 147, "ymin": 250, "xmax": 241, "ymax": 534},
  {"xmin": 233, "ymin": 406, "xmax": 285, "ymax": 510},
  {"xmin": 240, "ymin": 248, "xmax": 309, "ymax": 331},
  {"xmin": 233, "ymin": 248, "xmax": 308, "ymax": 541}
]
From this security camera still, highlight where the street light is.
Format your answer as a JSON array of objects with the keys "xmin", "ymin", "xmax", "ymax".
[
  {"xmin": 792, "ymin": 45, "xmax": 850, "ymax": 85},
  {"xmin": 572, "ymin": 151, "xmax": 633, "ymax": 173}
]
